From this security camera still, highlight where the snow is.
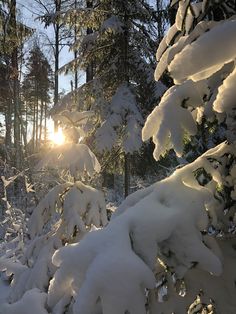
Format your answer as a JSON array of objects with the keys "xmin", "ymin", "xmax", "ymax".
[
  {"xmin": 0, "ymin": 288, "xmax": 48, "ymax": 314},
  {"xmin": 63, "ymin": 181, "xmax": 108, "ymax": 236},
  {"xmin": 0, "ymin": 275, "xmax": 10, "ymax": 304},
  {"xmin": 101, "ymin": 16, "xmax": 124, "ymax": 33},
  {"xmin": 175, "ymin": 0, "xmax": 190, "ymax": 30},
  {"xmin": 142, "ymin": 80, "xmax": 208, "ymax": 160},
  {"xmin": 2, "ymin": 1, "xmax": 236, "ymax": 313},
  {"xmin": 28, "ymin": 183, "xmax": 71, "ymax": 238},
  {"xmin": 96, "ymin": 83, "xmax": 143, "ymax": 153},
  {"xmin": 213, "ymin": 65, "xmax": 236, "ymax": 113},
  {"xmin": 29, "ymin": 180, "xmax": 107, "ymax": 238},
  {"xmin": 45, "ymin": 142, "xmax": 236, "ymax": 313},
  {"xmin": 169, "ymin": 19, "xmax": 236, "ymax": 83},
  {"xmin": 37, "ymin": 143, "xmax": 101, "ymax": 178}
]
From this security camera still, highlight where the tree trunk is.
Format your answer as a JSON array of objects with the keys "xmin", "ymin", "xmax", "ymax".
[
  {"xmin": 25, "ymin": 102, "xmax": 28, "ymax": 141},
  {"xmin": 156, "ymin": 0, "xmax": 165, "ymax": 41},
  {"xmin": 39, "ymin": 99, "xmax": 44, "ymax": 145},
  {"xmin": 86, "ymin": 0, "xmax": 94, "ymax": 85},
  {"xmin": 123, "ymin": 1, "xmax": 130, "ymax": 197},
  {"xmin": 11, "ymin": 0, "xmax": 22, "ymax": 168},
  {"xmin": 5, "ymin": 101, "xmax": 12, "ymax": 148},
  {"xmin": 35, "ymin": 95, "xmax": 39, "ymax": 149},
  {"xmin": 53, "ymin": 1, "xmax": 61, "ymax": 132},
  {"xmin": 32, "ymin": 102, "xmax": 36, "ymax": 151},
  {"xmin": 124, "ymin": 153, "xmax": 130, "ymax": 197},
  {"xmin": 44, "ymin": 101, "xmax": 47, "ymax": 142},
  {"xmin": 74, "ymin": 0, "xmax": 78, "ymax": 91}
]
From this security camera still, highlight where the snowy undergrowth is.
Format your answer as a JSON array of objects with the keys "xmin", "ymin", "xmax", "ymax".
[
  {"xmin": 0, "ymin": 110, "xmax": 110, "ymax": 313},
  {"xmin": 45, "ymin": 141, "xmax": 236, "ymax": 314}
]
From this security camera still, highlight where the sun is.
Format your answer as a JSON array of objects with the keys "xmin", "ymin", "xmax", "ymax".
[{"xmin": 48, "ymin": 121, "xmax": 65, "ymax": 145}]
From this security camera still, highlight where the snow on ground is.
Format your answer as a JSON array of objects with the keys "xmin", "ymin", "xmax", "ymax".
[{"xmin": 0, "ymin": 274, "xmax": 10, "ymax": 304}]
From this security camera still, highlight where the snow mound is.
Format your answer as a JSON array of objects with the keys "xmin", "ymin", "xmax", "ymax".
[{"xmin": 0, "ymin": 288, "xmax": 48, "ymax": 314}]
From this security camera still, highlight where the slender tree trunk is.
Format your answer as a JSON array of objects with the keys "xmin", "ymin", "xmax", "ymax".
[
  {"xmin": 32, "ymin": 103, "xmax": 36, "ymax": 151},
  {"xmin": 39, "ymin": 99, "xmax": 44, "ymax": 145},
  {"xmin": 11, "ymin": 0, "xmax": 22, "ymax": 168},
  {"xmin": 86, "ymin": 0, "xmax": 94, "ymax": 84},
  {"xmin": 123, "ymin": 2, "xmax": 130, "ymax": 197},
  {"xmin": 25, "ymin": 102, "xmax": 28, "ymax": 140},
  {"xmin": 74, "ymin": 0, "xmax": 78, "ymax": 91},
  {"xmin": 5, "ymin": 101, "xmax": 12, "ymax": 148},
  {"xmin": 124, "ymin": 153, "xmax": 130, "ymax": 197},
  {"xmin": 36, "ymin": 95, "xmax": 39, "ymax": 149},
  {"xmin": 156, "ymin": 0, "xmax": 165, "ymax": 41},
  {"xmin": 54, "ymin": 26, "xmax": 59, "ymax": 132},
  {"xmin": 54, "ymin": 1, "xmax": 61, "ymax": 132},
  {"xmin": 44, "ymin": 101, "xmax": 47, "ymax": 142}
]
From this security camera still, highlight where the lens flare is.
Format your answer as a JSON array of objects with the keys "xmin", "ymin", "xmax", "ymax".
[{"xmin": 49, "ymin": 127, "xmax": 65, "ymax": 145}]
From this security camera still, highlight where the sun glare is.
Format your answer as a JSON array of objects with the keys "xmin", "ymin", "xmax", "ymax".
[{"xmin": 49, "ymin": 127, "xmax": 65, "ymax": 145}]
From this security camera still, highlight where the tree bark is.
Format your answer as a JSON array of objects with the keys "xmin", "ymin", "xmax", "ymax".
[
  {"xmin": 11, "ymin": 0, "xmax": 22, "ymax": 168},
  {"xmin": 124, "ymin": 153, "xmax": 130, "ymax": 197},
  {"xmin": 86, "ymin": 0, "xmax": 94, "ymax": 85},
  {"xmin": 39, "ymin": 99, "xmax": 44, "ymax": 145},
  {"xmin": 5, "ymin": 101, "xmax": 12, "ymax": 148},
  {"xmin": 123, "ymin": 1, "xmax": 130, "ymax": 197},
  {"xmin": 36, "ymin": 93, "xmax": 39, "ymax": 149},
  {"xmin": 53, "ymin": 0, "xmax": 61, "ymax": 132},
  {"xmin": 32, "ymin": 102, "xmax": 36, "ymax": 151},
  {"xmin": 44, "ymin": 101, "xmax": 47, "ymax": 142}
]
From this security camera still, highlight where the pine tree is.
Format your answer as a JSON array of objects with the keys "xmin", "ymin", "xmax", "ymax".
[
  {"xmin": 62, "ymin": 0, "xmax": 166, "ymax": 196},
  {"xmin": 0, "ymin": 1, "xmax": 32, "ymax": 165},
  {"xmin": 22, "ymin": 45, "xmax": 53, "ymax": 151}
]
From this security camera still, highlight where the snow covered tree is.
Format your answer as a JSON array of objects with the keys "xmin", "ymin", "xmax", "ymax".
[
  {"xmin": 62, "ymin": 0, "xmax": 166, "ymax": 195},
  {"xmin": 0, "ymin": 109, "xmax": 108, "ymax": 313},
  {"xmin": 43, "ymin": 1, "xmax": 236, "ymax": 313}
]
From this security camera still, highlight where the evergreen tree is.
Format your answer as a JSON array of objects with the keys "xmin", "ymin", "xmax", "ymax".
[
  {"xmin": 22, "ymin": 44, "xmax": 53, "ymax": 150},
  {"xmin": 62, "ymin": 0, "xmax": 166, "ymax": 195},
  {"xmin": 0, "ymin": 1, "xmax": 32, "ymax": 164}
]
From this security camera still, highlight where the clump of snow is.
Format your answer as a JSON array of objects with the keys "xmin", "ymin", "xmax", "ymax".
[
  {"xmin": 142, "ymin": 80, "xmax": 208, "ymax": 160},
  {"xmin": 213, "ymin": 65, "xmax": 236, "ymax": 113},
  {"xmin": 63, "ymin": 181, "xmax": 108, "ymax": 236},
  {"xmin": 155, "ymin": 20, "xmax": 218, "ymax": 81},
  {"xmin": 28, "ymin": 183, "xmax": 71, "ymax": 238},
  {"xmin": 101, "ymin": 15, "xmax": 124, "ymax": 33},
  {"xmin": 28, "ymin": 181, "xmax": 107, "ymax": 239},
  {"xmin": 0, "ymin": 288, "xmax": 48, "ymax": 314},
  {"xmin": 169, "ymin": 19, "xmax": 236, "ymax": 83},
  {"xmin": 175, "ymin": 0, "xmax": 190, "ymax": 30},
  {"xmin": 96, "ymin": 83, "xmax": 143, "ymax": 153},
  {"xmin": 37, "ymin": 143, "xmax": 101, "ymax": 178}
]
